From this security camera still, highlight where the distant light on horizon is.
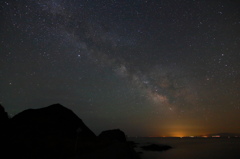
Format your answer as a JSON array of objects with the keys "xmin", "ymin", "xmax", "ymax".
[
  {"xmin": 201, "ymin": 136, "xmax": 209, "ymax": 138},
  {"xmin": 212, "ymin": 135, "xmax": 221, "ymax": 138}
]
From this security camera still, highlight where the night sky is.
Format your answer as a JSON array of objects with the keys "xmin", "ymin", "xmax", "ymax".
[{"xmin": 1, "ymin": 0, "xmax": 240, "ymax": 137}]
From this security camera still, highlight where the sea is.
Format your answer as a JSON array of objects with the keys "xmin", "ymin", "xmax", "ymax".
[{"xmin": 128, "ymin": 137, "xmax": 240, "ymax": 159}]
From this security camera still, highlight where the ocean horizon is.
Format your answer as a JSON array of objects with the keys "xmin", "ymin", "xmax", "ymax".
[{"xmin": 129, "ymin": 137, "xmax": 240, "ymax": 159}]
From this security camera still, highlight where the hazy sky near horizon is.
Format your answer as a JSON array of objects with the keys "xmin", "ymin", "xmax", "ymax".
[{"xmin": 1, "ymin": 0, "xmax": 240, "ymax": 137}]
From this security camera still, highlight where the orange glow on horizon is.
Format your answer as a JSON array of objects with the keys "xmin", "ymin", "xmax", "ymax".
[
  {"xmin": 154, "ymin": 131, "xmax": 187, "ymax": 137},
  {"xmin": 168, "ymin": 132, "xmax": 186, "ymax": 137},
  {"xmin": 155, "ymin": 131, "xmax": 210, "ymax": 137},
  {"xmin": 148, "ymin": 134, "xmax": 213, "ymax": 138},
  {"xmin": 201, "ymin": 135, "xmax": 209, "ymax": 138}
]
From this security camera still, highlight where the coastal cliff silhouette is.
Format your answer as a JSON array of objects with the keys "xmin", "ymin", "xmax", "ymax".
[{"xmin": 0, "ymin": 104, "xmax": 139, "ymax": 159}]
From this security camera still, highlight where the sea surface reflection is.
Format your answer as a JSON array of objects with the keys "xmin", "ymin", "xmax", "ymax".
[{"xmin": 129, "ymin": 137, "xmax": 240, "ymax": 159}]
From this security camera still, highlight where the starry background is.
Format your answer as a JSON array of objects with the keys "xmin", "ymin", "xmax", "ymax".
[{"xmin": 1, "ymin": 0, "xmax": 240, "ymax": 137}]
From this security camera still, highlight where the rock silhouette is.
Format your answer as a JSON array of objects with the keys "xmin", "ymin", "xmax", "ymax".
[
  {"xmin": 0, "ymin": 104, "xmax": 9, "ymax": 146},
  {"xmin": 10, "ymin": 103, "xmax": 96, "ymax": 140},
  {"xmin": 0, "ymin": 104, "xmax": 9, "ymax": 124},
  {"xmin": 6, "ymin": 103, "xmax": 96, "ymax": 159},
  {"xmin": 99, "ymin": 129, "xmax": 127, "ymax": 142},
  {"xmin": 1, "ymin": 104, "xmax": 139, "ymax": 159}
]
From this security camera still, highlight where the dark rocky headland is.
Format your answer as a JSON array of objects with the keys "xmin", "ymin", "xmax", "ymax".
[{"xmin": 0, "ymin": 104, "xmax": 140, "ymax": 159}]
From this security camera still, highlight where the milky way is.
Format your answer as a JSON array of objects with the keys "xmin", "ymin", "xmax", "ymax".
[{"xmin": 1, "ymin": 0, "xmax": 240, "ymax": 136}]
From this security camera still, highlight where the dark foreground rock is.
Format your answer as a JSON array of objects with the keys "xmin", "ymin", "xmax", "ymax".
[
  {"xmin": 99, "ymin": 129, "xmax": 127, "ymax": 142},
  {"xmin": 0, "ymin": 104, "xmax": 9, "ymax": 144},
  {"xmin": 1, "ymin": 104, "xmax": 140, "ymax": 159},
  {"xmin": 10, "ymin": 103, "xmax": 96, "ymax": 140},
  {"xmin": 127, "ymin": 141, "xmax": 139, "ymax": 148},
  {"xmin": 141, "ymin": 144, "xmax": 172, "ymax": 151},
  {"xmin": 0, "ymin": 104, "xmax": 9, "ymax": 124},
  {"xmin": 6, "ymin": 104, "xmax": 96, "ymax": 159}
]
